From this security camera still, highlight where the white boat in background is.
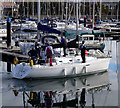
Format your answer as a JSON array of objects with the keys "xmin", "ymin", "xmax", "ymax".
[
  {"xmin": 0, "ymin": 20, "xmax": 6, "ymax": 27},
  {"xmin": 55, "ymin": 21, "xmax": 65, "ymax": 31},
  {"xmin": 95, "ymin": 22, "xmax": 120, "ymax": 32},
  {"xmin": 12, "ymin": 20, "xmax": 37, "ymax": 32},
  {"xmin": 12, "ymin": 55, "xmax": 110, "ymax": 79},
  {"xmin": 11, "ymin": 19, "xmax": 21, "ymax": 30},
  {"xmin": 0, "ymin": 27, "xmax": 14, "ymax": 38},
  {"xmin": 20, "ymin": 21, "xmax": 37, "ymax": 32},
  {"xmin": 67, "ymin": 22, "xmax": 76, "ymax": 30},
  {"xmin": 0, "ymin": 28, "xmax": 7, "ymax": 37}
]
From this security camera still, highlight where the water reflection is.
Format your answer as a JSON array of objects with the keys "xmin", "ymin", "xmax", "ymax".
[
  {"xmin": 116, "ymin": 41, "xmax": 120, "ymax": 107},
  {"xmin": 2, "ymin": 71, "xmax": 110, "ymax": 107}
]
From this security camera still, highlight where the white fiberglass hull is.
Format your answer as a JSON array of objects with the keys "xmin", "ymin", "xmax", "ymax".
[
  {"xmin": 12, "ymin": 57, "xmax": 110, "ymax": 79},
  {"xmin": 0, "ymin": 29, "xmax": 7, "ymax": 37}
]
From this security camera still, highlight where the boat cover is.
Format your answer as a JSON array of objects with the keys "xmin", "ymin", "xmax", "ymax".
[{"xmin": 37, "ymin": 23, "xmax": 61, "ymax": 35}]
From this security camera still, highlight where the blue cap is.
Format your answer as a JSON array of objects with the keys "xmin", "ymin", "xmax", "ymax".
[{"xmin": 7, "ymin": 17, "xmax": 11, "ymax": 23}]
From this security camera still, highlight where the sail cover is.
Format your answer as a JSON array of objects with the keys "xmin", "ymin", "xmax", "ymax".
[{"xmin": 37, "ymin": 23, "xmax": 61, "ymax": 35}]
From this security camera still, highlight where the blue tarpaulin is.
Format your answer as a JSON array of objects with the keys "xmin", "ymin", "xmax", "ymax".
[{"xmin": 37, "ymin": 23, "xmax": 61, "ymax": 35}]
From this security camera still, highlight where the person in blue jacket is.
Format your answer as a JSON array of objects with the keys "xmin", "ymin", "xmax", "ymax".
[
  {"xmin": 79, "ymin": 41, "xmax": 87, "ymax": 63},
  {"xmin": 61, "ymin": 36, "xmax": 67, "ymax": 57}
]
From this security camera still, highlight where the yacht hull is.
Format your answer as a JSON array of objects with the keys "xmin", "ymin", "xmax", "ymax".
[{"xmin": 12, "ymin": 58, "xmax": 110, "ymax": 79}]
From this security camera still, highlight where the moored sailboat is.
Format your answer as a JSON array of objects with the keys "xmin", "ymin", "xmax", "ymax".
[
  {"xmin": 12, "ymin": 55, "xmax": 110, "ymax": 79},
  {"xmin": 11, "ymin": 1, "xmax": 110, "ymax": 80}
]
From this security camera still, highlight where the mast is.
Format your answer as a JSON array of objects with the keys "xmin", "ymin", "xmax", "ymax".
[
  {"xmin": 65, "ymin": 1, "xmax": 68, "ymax": 30},
  {"xmin": 48, "ymin": 2, "xmax": 51, "ymax": 19},
  {"xmin": 32, "ymin": 0, "xmax": 34, "ymax": 18},
  {"xmin": 92, "ymin": 2, "xmax": 95, "ymax": 29},
  {"xmin": 110, "ymin": 3, "xmax": 112, "ymax": 19},
  {"xmin": 23, "ymin": 0, "xmax": 25, "ymax": 17},
  {"xmin": 84, "ymin": 0, "xmax": 85, "ymax": 16},
  {"xmin": 45, "ymin": 1, "xmax": 46, "ymax": 17},
  {"xmin": 37, "ymin": 0, "xmax": 40, "ymax": 40},
  {"xmin": 74, "ymin": 3, "xmax": 76, "ymax": 18},
  {"xmin": 27, "ymin": 0, "xmax": 29, "ymax": 18},
  {"xmin": 69, "ymin": 2, "xmax": 70, "ymax": 17},
  {"xmin": 76, "ymin": 1, "xmax": 78, "ymax": 35},
  {"xmin": 47, "ymin": 2, "xmax": 48, "ymax": 17},
  {"xmin": 68, "ymin": 2, "xmax": 74, "ymax": 22},
  {"xmin": 79, "ymin": 2, "xmax": 81, "ymax": 19},
  {"xmin": 89, "ymin": 0, "xmax": 91, "ymax": 19},
  {"xmin": 59, "ymin": 1, "xmax": 60, "ymax": 18},
  {"xmin": 76, "ymin": 0, "xmax": 79, "ymax": 54},
  {"xmin": 0, "ymin": 3, "xmax": 1, "ymax": 19},
  {"xmin": 37, "ymin": 0, "xmax": 40, "ymax": 24},
  {"xmin": 117, "ymin": 1, "xmax": 119, "ymax": 21},
  {"xmin": 99, "ymin": 0, "xmax": 102, "ymax": 22},
  {"xmin": 12, "ymin": 0, "xmax": 13, "ymax": 17},
  {"xmin": 61, "ymin": 2, "xmax": 64, "ymax": 20}
]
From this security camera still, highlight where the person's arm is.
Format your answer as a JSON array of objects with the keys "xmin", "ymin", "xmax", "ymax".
[
  {"xmin": 61, "ymin": 38, "xmax": 64, "ymax": 43},
  {"xmin": 79, "ymin": 45, "xmax": 82, "ymax": 50}
]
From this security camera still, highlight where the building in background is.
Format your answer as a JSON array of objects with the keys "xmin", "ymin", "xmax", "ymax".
[{"xmin": 2, "ymin": 2, "xmax": 18, "ymax": 18}]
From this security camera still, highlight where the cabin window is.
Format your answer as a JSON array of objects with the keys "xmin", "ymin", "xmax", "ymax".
[
  {"xmin": 89, "ymin": 37, "xmax": 93, "ymax": 40},
  {"xmin": 83, "ymin": 37, "xmax": 88, "ymax": 40},
  {"xmin": 80, "ymin": 36, "xmax": 94, "ymax": 41}
]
